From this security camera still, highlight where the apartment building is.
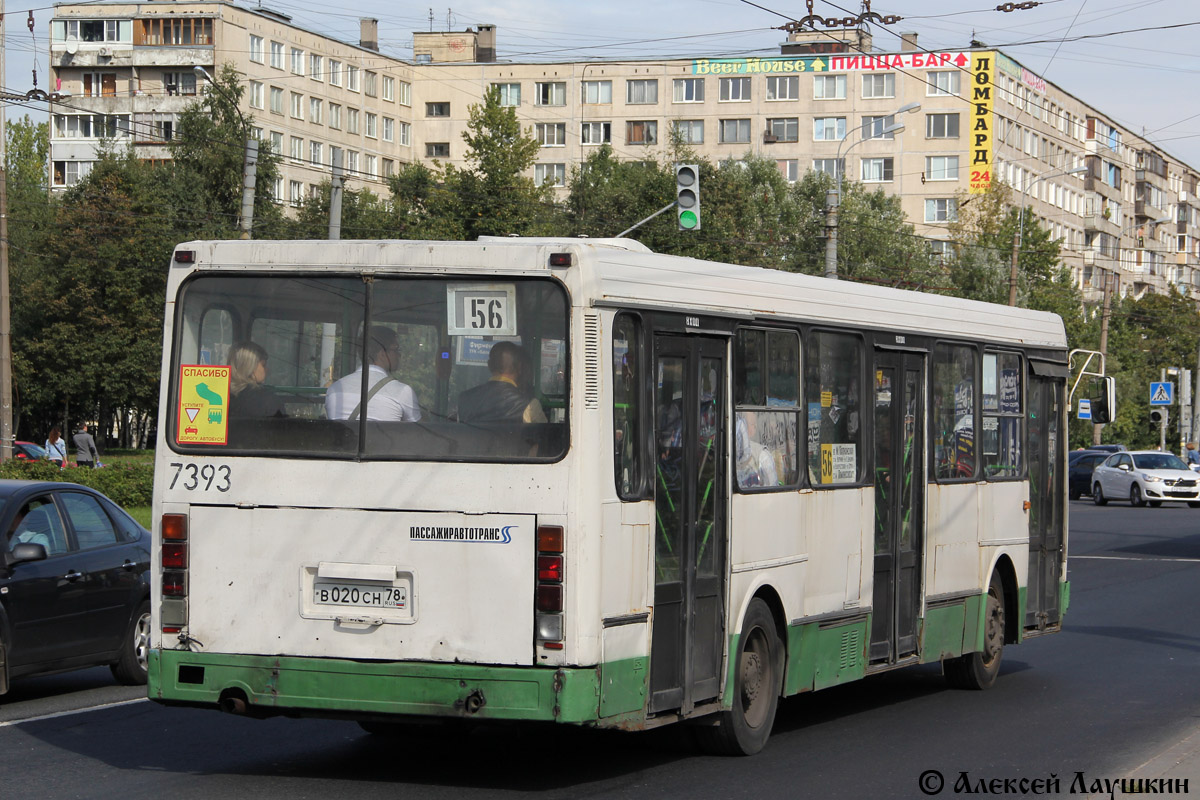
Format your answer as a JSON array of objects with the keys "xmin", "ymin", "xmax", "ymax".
[{"xmin": 47, "ymin": 2, "xmax": 1200, "ymax": 302}]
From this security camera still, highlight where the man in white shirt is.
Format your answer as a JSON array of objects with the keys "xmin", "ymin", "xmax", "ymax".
[{"xmin": 325, "ymin": 326, "xmax": 422, "ymax": 422}]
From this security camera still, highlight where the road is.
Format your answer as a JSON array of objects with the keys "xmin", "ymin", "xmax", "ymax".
[{"xmin": 2, "ymin": 501, "xmax": 1198, "ymax": 799}]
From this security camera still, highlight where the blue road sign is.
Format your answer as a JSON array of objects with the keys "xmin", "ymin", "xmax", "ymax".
[
  {"xmin": 1078, "ymin": 398, "xmax": 1092, "ymax": 420},
  {"xmin": 1150, "ymin": 381, "xmax": 1174, "ymax": 406}
]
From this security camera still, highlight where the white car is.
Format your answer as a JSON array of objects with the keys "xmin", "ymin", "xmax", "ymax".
[{"xmin": 1092, "ymin": 450, "xmax": 1200, "ymax": 507}]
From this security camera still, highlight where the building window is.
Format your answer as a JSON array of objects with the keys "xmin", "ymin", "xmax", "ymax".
[
  {"xmin": 766, "ymin": 117, "xmax": 798, "ymax": 142},
  {"xmin": 672, "ymin": 119, "xmax": 703, "ymax": 144},
  {"xmin": 626, "ymin": 120, "xmax": 658, "ymax": 145},
  {"xmin": 346, "ymin": 108, "xmax": 359, "ymax": 135},
  {"xmin": 719, "ymin": 77, "xmax": 751, "ymax": 101},
  {"xmin": 364, "ymin": 71, "xmax": 377, "ymax": 97},
  {"xmin": 382, "ymin": 75, "xmax": 395, "ymax": 101},
  {"xmin": 310, "ymin": 141, "xmax": 322, "ymax": 164},
  {"xmin": 925, "ymin": 198, "xmax": 958, "ymax": 222},
  {"xmin": 812, "ymin": 158, "xmax": 844, "ymax": 179},
  {"xmin": 398, "ymin": 81, "xmax": 411, "ymax": 106},
  {"xmin": 290, "ymin": 92, "xmax": 303, "ymax": 119},
  {"xmin": 536, "ymin": 82, "xmax": 566, "ymax": 106},
  {"xmin": 383, "ymin": 117, "xmax": 395, "ymax": 142},
  {"xmin": 581, "ymin": 121, "xmax": 611, "ymax": 145},
  {"xmin": 269, "ymin": 87, "xmax": 284, "ymax": 114},
  {"xmin": 286, "ymin": 179, "xmax": 301, "ymax": 206},
  {"xmin": 925, "ymin": 155, "xmax": 959, "ymax": 181},
  {"xmin": 766, "ymin": 75, "xmax": 799, "ymax": 101},
  {"xmin": 398, "ymin": 121, "xmax": 411, "ymax": 146},
  {"xmin": 346, "ymin": 151, "xmax": 359, "ymax": 173},
  {"xmin": 927, "ymin": 70, "xmax": 960, "ymax": 96},
  {"xmin": 163, "ymin": 71, "xmax": 196, "ymax": 96},
  {"xmin": 328, "ymin": 104, "xmax": 341, "ymax": 130},
  {"xmin": 53, "ymin": 113, "xmax": 131, "ymax": 139},
  {"xmin": 383, "ymin": 159, "xmax": 395, "ymax": 178},
  {"xmin": 535, "ymin": 123, "xmax": 567, "ymax": 147},
  {"xmin": 366, "ymin": 154, "xmax": 377, "ymax": 179},
  {"xmin": 310, "ymin": 54, "xmax": 322, "ymax": 82},
  {"xmin": 329, "ymin": 60, "xmax": 342, "ymax": 87},
  {"xmin": 861, "ymin": 157, "xmax": 894, "ymax": 182},
  {"xmin": 52, "ymin": 160, "xmax": 92, "ymax": 187},
  {"xmin": 289, "ymin": 136, "xmax": 303, "ymax": 163},
  {"xmin": 426, "ymin": 102, "xmax": 450, "ymax": 117},
  {"xmin": 131, "ymin": 113, "xmax": 169, "ymax": 142},
  {"xmin": 493, "ymin": 82, "xmax": 520, "ymax": 106},
  {"xmin": 426, "ymin": 142, "xmax": 450, "ymax": 158},
  {"xmin": 814, "ymin": 74, "xmax": 846, "ymax": 100},
  {"xmin": 270, "ymin": 41, "xmax": 284, "ymax": 69},
  {"xmin": 535, "ymin": 163, "xmax": 567, "ymax": 187},
  {"xmin": 309, "ymin": 98, "xmax": 322, "ymax": 124},
  {"xmin": 248, "ymin": 81, "xmax": 264, "ymax": 109},
  {"xmin": 673, "ymin": 78, "xmax": 704, "ymax": 103},
  {"xmin": 776, "ymin": 159, "xmax": 799, "ymax": 182},
  {"xmin": 290, "ymin": 48, "xmax": 304, "ymax": 76},
  {"xmin": 813, "ymin": 116, "xmax": 846, "ymax": 141},
  {"xmin": 249, "ymin": 35, "xmax": 264, "ymax": 64},
  {"xmin": 269, "ymin": 131, "xmax": 284, "ymax": 156},
  {"xmin": 626, "ymin": 79, "xmax": 658, "ymax": 105},
  {"xmin": 135, "ymin": 17, "xmax": 209, "ymax": 45},
  {"xmin": 862, "ymin": 114, "xmax": 897, "ymax": 140},
  {"xmin": 347, "ymin": 66, "xmax": 360, "ymax": 92},
  {"xmin": 328, "ymin": 146, "xmax": 341, "ymax": 168},
  {"xmin": 82, "ymin": 73, "xmax": 117, "ymax": 97},
  {"xmin": 861, "ymin": 73, "xmax": 895, "ymax": 99},
  {"xmin": 719, "ymin": 119, "xmax": 751, "ymax": 144},
  {"xmin": 581, "ymin": 80, "xmax": 612, "ymax": 104},
  {"xmin": 926, "ymin": 113, "xmax": 960, "ymax": 138},
  {"xmin": 365, "ymin": 112, "xmax": 377, "ymax": 138}
]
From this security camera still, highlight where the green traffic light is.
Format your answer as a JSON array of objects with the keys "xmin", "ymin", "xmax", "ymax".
[{"xmin": 679, "ymin": 210, "xmax": 699, "ymax": 229}]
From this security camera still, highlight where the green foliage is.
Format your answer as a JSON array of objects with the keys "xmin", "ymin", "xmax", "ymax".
[{"xmin": 0, "ymin": 460, "xmax": 153, "ymax": 507}]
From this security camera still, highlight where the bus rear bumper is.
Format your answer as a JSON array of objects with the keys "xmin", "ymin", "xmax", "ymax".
[{"xmin": 148, "ymin": 649, "xmax": 607, "ymax": 724}]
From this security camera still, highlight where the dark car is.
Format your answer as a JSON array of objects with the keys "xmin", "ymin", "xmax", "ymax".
[
  {"xmin": 1088, "ymin": 444, "xmax": 1128, "ymax": 453},
  {"xmin": 1069, "ymin": 449, "xmax": 1111, "ymax": 500},
  {"xmin": 0, "ymin": 480, "xmax": 150, "ymax": 694}
]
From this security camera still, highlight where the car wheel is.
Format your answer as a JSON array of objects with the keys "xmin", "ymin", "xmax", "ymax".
[
  {"xmin": 1093, "ymin": 483, "xmax": 1107, "ymax": 506},
  {"xmin": 111, "ymin": 601, "xmax": 151, "ymax": 685},
  {"xmin": 1130, "ymin": 484, "xmax": 1145, "ymax": 507},
  {"xmin": 1069, "ymin": 488, "xmax": 1081, "ymax": 501}
]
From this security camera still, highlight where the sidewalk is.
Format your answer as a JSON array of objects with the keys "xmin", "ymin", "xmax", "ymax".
[{"xmin": 1108, "ymin": 723, "xmax": 1200, "ymax": 797}]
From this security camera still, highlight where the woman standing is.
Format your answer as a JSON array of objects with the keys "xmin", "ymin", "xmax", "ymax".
[{"xmin": 44, "ymin": 426, "xmax": 67, "ymax": 467}]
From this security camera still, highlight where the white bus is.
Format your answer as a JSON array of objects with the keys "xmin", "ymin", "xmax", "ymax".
[{"xmin": 150, "ymin": 238, "xmax": 1069, "ymax": 755}]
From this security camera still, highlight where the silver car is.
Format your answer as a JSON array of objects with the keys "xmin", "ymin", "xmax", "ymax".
[{"xmin": 1092, "ymin": 450, "xmax": 1200, "ymax": 508}]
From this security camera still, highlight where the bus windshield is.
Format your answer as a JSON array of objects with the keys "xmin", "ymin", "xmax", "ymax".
[{"xmin": 169, "ymin": 273, "xmax": 569, "ymax": 461}]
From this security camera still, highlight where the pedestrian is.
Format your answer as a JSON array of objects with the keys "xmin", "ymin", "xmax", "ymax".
[
  {"xmin": 1187, "ymin": 442, "xmax": 1200, "ymax": 469},
  {"xmin": 73, "ymin": 423, "xmax": 100, "ymax": 468},
  {"xmin": 44, "ymin": 426, "xmax": 67, "ymax": 467}
]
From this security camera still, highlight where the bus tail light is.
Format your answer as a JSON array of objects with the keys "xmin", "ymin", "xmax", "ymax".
[
  {"xmin": 160, "ymin": 513, "xmax": 189, "ymax": 634},
  {"xmin": 536, "ymin": 525, "xmax": 564, "ymax": 648}
]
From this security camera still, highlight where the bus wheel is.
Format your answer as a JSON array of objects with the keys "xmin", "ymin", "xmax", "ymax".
[
  {"xmin": 944, "ymin": 576, "xmax": 1005, "ymax": 691},
  {"xmin": 696, "ymin": 598, "xmax": 782, "ymax": 756}
]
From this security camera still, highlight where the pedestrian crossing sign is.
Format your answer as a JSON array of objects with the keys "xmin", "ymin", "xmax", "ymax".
[{"xmin": 1150, "ymin": 381, "xmax": 1174, "ymax": 406}]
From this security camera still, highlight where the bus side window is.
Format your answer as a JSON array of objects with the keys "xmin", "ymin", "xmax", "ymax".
[
  {"xmin": 932, "ymin": 343, "xmax": 977, "ymax": 480},
  {"xmin": 613, "ymin": 314, "xmax": 645, "ymax": 499},
  {"xmin": 804, "ymin": 330, "xmax": 863, "ymax": 486}
]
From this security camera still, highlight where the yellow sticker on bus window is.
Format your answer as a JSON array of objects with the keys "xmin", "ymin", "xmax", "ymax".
[
  {"xmin": 821, "ymin": 443, "xmax": 832, "ymax": 484},
  {"xmin": 821, "ymin": 390, "xmax": 832, "ymax": 408},
  {"xmin": 177, "ymin": 365, "xmax": 230, "ymax": 445}
]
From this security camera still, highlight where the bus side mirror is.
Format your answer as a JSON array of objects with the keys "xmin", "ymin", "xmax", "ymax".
[{"xmin": 1090, "ymin": 376, "xmax": 1116, "ymax": 425}]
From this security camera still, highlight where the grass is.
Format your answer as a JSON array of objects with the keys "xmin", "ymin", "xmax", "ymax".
[{"xmin": 129, "ymin": 506, "xmax": 152, "ymax": 529}]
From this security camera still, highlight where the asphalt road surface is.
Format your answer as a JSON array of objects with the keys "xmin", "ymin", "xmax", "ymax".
[{"xmin": 2, "ymin": 500, "xmax": 1198, "ymax": 799}]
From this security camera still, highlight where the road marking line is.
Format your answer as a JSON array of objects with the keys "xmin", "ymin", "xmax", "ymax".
[
  {"xmin": 0, "ymin": 697, "xmax": 148, "ymax": 727},
  {"xmin": 1072, "ymin": 555, "xmax": 1200, "ymax": 563}
]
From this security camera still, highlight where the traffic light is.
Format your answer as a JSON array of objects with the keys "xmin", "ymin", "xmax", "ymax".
[
  {"xmin": 1150, "ymin": 408, "xmax": 1168, "ymax": 426},
  {"xmin": 675, "ymin": 164, "xmax": 700, "ymax": 231},
  {"xmin": 1090, "ymin": 376, "xmax": 1116, "ymax": 424}
]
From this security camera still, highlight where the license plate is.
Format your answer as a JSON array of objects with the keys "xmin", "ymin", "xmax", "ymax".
[{"xmin": 314, "ymin": 582, "xmax": 407, "ymax": 609}]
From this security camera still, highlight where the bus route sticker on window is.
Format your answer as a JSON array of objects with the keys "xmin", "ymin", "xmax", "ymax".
[
  {"xmin": 176, "ymin": 365, "xmax": 231, "ymax": 445},
  {"xmin": 446, "ymin": 283, "xmax": 517, "ymax": 337}
]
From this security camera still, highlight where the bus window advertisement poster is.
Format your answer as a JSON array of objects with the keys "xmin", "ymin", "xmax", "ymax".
[{"xmin": 177, "ymin": 365, "xmax": 231, "ymax": 445}]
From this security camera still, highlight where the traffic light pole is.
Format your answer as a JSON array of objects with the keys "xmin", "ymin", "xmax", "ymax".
[
  {"xmin": 617, "ymin": 201, "xmax": 676, "ymax": 238},
  {"xmin": 1161, "ymin": 368, "xmax": 1169, "ymax": 452}
]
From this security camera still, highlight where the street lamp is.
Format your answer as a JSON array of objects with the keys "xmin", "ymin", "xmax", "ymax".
[
  {"xmin": 194, "ymin": 66, "xmax": 257, "ymax": 240},
  {"xmin": 824, "ymin": 102, "xmax": 921, "ymax": 279},
  {"xmin": 1008, "ymin": 164, "xmax": 1088, "ymax": 305}
]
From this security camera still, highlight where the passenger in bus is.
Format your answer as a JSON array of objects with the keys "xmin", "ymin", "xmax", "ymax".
[
  {"xmin": 228, "ymin": 342, "xmax": 287, "ymax": 418},
  {"xmin": 457, "ymin": 341, "xmax": 546, "ymax": 424},
  {"xmin": 325, "ymin": 326, "xmax": 421, "ymax": 422}
]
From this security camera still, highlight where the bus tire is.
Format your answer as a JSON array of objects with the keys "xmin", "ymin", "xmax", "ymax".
[
  {"xmin": 111, "ymin": 601, "xmax": 151, "ymax": 686},
  {"xmin": 944, "ymin": 575, "xmax": 1004, "ymax": 691},
  {"xmin": 696, "ymin": 598, "xmax": 782, "ymax": 756}
]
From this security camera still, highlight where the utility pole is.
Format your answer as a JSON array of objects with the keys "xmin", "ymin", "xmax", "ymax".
[
  {"xmin": 1093, "ymin": 269, "xmax": 1115, "ymax": 446},
  {"xmin": 328, "ymin": 148, "xmax": 344, "ymax": 241},
  {"xmin": 0, "ymin": 0, "xmax": 14, "ymax": 463}
]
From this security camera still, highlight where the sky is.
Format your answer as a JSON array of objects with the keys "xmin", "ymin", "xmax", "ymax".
[{"xmin": 4, "ymin": 0, "xmax": 1199, "ymax": 167}]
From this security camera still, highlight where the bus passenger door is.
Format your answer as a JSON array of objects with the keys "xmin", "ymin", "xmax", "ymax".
[
  {"xmin": 649, "ymin": 335, "xmax": 726, "ymax": 715},
  {"xmin": 1026, "ymin": 376, "xmax": 1064, "ymax": 629},
  {"xmin": 870, "ymin": 350, "xmax": 925, "ymax": 664}
]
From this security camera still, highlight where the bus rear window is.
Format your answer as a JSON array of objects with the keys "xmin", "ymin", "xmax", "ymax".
[{"xmin": 169, "ymin": 274, "xmax": 569, "ymax": 461}]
